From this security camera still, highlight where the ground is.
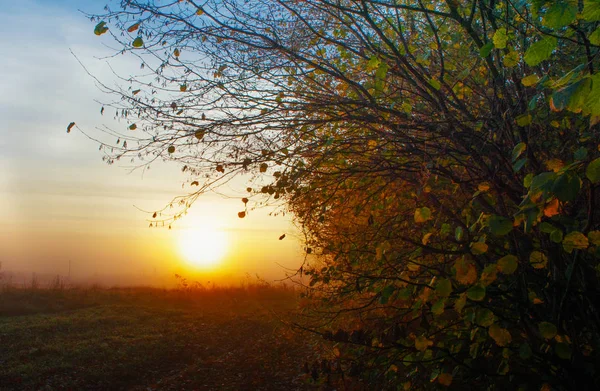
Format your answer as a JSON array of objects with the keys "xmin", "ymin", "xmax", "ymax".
[{"xmin": 0, "ymin": 285, "xmax": 322, "ymax": 390}]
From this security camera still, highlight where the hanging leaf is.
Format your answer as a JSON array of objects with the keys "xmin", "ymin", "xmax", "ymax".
[
  {"xmin": 529, "ymin": 251, "xmax": 548, "ymax": 269},
  {"xmin": 562, "ymin": 231, "xmax": 589, "ymax": 253},
  {"xmin": 437, "ymin": 373, "xmax": 452, "ymax": 386},
  {"xmin": 132, "ymin": 37, "xmax": 144, "ymax": 48},
  {"xmin": 455, "ymin": 258, "xmax": 477, "ymax": 285},
  {"xmin": 435, "ymin": 279, "xmax": 452, "ymax": 298},
  {"xmin": 538, "ymin": 322, "xmax": 558, "ymax": 339},
  {"xmin": 488, "ymin": 215, "xmax": 512, "ymax": 236},
  {"xmin": 552, "ymin": 171, "xmax": 580, "ymax": 202},
  {"xmin": 174, "ymin": 48, "xmax": 180, "ymax": 57},
  {"xmin": 582, "ymin": 0, "xmax": 600, "ymax": 21},
  {"xmin": 414, "ymin": 335, "xmax": 433, "ymax": 351},
  {"xmin": 129, "ymin": 123, "xmax": 137, "ymax": 130},
  {"xmin": 492, "ymin": 28, "xmax": 508, "ymax": 49},
  {"xmin": 586, "ymin": 158, "xmax": 600, "ymax": 183},
  {"xmin": 470, "ymin": 242, "xmax": 488, "ymax": 255},
  {"xmin": 260, "ymin": 163, "xmax": 268, "ymax": 173},
  {"xmin": 279, "ymin": 234, "xmax": 286, "ymax": 240},
  {"xmin": 238, "ymin": 211, "xmax": 246, "ymax": 218},
  {"xmin": 94, "ymin": 21, "xmax": 108, "ymax": 36},
  {"xmin": 466, "ymin": 285, "xmax": 486, "ymax": 301},
  {"xmin": 543, "ymin": 1, "xmax": 577, "ymax": 28},
  {"xmin": 66, "ymin": 122, "xmax": 76, "ymax": 133},
  {"xmin": 180, "ymin": 84, "xmax": 187, "ymax": 92},
  {"xmin": 512, "ymin": 142, "xmax": 527, "ymax": 162},
  {"xmin": 167, "ymin": 145, "xmax": 175, "ymax": 154},
  {"xmin": 196, "ymin": 8, "xmax": 204, "ymax": 15},
  {"xmin": 522, "ymin": 74, "xmax": 540, "ymax": 87},
  {"xmin": 127, "ymin": 23, "xmax": 140, "ymax": 33},
  {"xmin": 524, "ymin": 36, "xmax": 557, "ymax": 66},
  {"xmin": 497, "ymin": 255, "xmax": 518, "ymax": 274},
  {"xmin": 489, "ymin": 324, "xmax": 512, "ymax": 347},
  {"xmin": 414, "ymin": 207, "xmax": 432, "ymax": 223},
  {"xmin": 479, "ymin": 42, "xmax": 494, "ymax": 58}
]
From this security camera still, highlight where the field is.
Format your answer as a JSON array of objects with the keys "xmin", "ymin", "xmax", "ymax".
[{"xmin": 0, "ymin": 284, "xmax": 321, "ymax": 390}]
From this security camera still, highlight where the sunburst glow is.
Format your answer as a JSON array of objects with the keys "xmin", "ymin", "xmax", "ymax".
[{"xmin": 178, "ymin": 226, "xmax": 228, "ymax": 269}]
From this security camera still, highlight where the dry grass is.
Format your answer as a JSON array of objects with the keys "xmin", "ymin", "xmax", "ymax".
[{"xmin": 0, "ymin": 282, "xmax": 323, "ymax": 390}]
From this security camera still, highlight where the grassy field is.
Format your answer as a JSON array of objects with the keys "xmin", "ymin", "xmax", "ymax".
[{"xmin": 0, "ymin": 284, "xmax": 321, "ymax": 390}]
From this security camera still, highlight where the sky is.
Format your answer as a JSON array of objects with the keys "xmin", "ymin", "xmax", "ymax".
[{"xmin": 0, "ymin": 0, "xmax": 304, "ymax": 286}]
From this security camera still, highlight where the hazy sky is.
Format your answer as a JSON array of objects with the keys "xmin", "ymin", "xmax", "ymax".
[{"xmin": 0, "ymin": 0, "xmax": 304, "ymax": 285}]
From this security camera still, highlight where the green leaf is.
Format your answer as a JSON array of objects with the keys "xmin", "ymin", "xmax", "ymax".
[
  {"xmin": 431, "ymin": 298, "xmax": 446, "ymax": 315},
  {"xmin": 379, "ymin": 285, "xmax": 395, "ymax": 304},
  {"xmin": 435, "ymin": 279, "xmax": 452, "ymax": 298},
  {"xmin": 555, "ymin": 343, "xmax": 572, "ymax": 359},
  {"xmin": 479, "ymin": 42, "xmax": 494, "ymax": 57},
  {"xmin": 467, "ymin": 285, "xmax": 486, "ymax": 301},
  {"xmin": 512, "ymin": 142, "xmax": 527, "ymax": 162},
  {"xmin": 476, "ymin": 308, "xmax": 495, "ymax": 326},
  {"xmin": 488, "ymin": 215, "xmax": 513, "ymax": 236},
  {"xmin": 94, "ymin": 21, "xmax": 108, "ymax": 36},
  {"xmin": 538, "ymin": 322, "xmax": 557, "ymax": 339},
  {"xmin": 429, "ymin": 78, "xmax": 441, "ymax": 90},
  {"xmin": 563, "ymin": 231, "xmax": 589, "ymax": 253},
  {"xmin": 543, "ymin": 1, "xmax": 577, "ymax": 28},
  {"xmin": 519, "ymin": 343, "xmax": 533, "ymax": 359},
  {"xmin": 586, "ymin": 158, "xmax": 600, "ymax": 183},
  {"xmin": 588, "ymin": 230, "xmax": 600, "ymax": 245},
  {"xmin": 552, "ymin": 171, "xmax": 580, "ymax": 202},
  {"xmin": 455, "ymin": 226, "xmax": 464, "ymax": 241},
  {"xmin": 513, "ymin": 158, "xmax": 527, "ymax": 172},
  {"xmin": 524, "ymin": 36, "xmax": 557, "ymax": 66},
  {"xmin": 492, "ymin": 28, "xmax": 508, "ymax": 49},
  {"xmin": 132, "ymin": 37, "xmax": 144, "ymax": 48},
  {"xmin": 589, "ymin": 27, "xmax": 600, "ymax": 45},
  {"xmin": 550, "ymin": 229, "xmax": 564, "ymax": 243},
  {"xmin": 497, "ymin": 255, "xmax": 518, "ymax": 274},
  {"xmin": 583, "ymin": 0, "xmax": 600, "ymax": 21}
]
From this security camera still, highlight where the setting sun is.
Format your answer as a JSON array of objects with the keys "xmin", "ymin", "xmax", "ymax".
[{"xmin": 178, "ymin": 227, "xmax": 228, "ymax": 269}]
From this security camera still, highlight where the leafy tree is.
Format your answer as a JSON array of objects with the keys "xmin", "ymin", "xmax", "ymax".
[{"xmin": 80, "ymin": 0, "xmax": 600, "ymax": 389}]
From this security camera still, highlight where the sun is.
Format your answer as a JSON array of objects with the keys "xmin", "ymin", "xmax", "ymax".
[{"xmin": 178, "ymin": 227, "xmax": 228, "ymax": 269}]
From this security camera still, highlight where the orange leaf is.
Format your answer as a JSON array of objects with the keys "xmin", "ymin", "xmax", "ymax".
[{"xmin": 544, "ymin": 198, "xmax": 560, "ymax": 217}]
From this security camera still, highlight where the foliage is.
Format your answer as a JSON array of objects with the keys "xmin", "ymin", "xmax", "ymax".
[{"xmin": 80, "ymin": 0, "xmax": 600, "ymax": 389}]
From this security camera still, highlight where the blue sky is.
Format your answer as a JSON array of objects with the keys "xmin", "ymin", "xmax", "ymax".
[{"xmin": 0, "ymin": 0, "xmax": 302, "ymax": 285}]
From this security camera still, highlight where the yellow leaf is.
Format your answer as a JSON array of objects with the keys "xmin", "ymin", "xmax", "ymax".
[
  {"xmin": 438, "ymin": 373, "xmax": 453, "ymax": 386},
  {"xmin": 454, "ymin": 292, "xmax": 467, "ymax": 313},
  {"xmin": 588, "ymin": 231, "xmax": 600, "ymax": 246},
  {"xmin": 455, "ymin": 258, "xmax": 478, "ymax": 285},
  {"xmin": 471, "ymin": 242, "xmax": 488, "ymax": 255},
  {"xmin": 563, "ymin": 231, "xmax": 589, "ymax": 253},
  {"xmin": 545, "ymin": 158, "xmax": 564, "ymax": 172},
  {"xmin": 414, "ymin": 207, "xmax": 432, "ymax": 223},
  {"xmin": 522, "ymin": 74, "xmax": 540, "ymax": 86},
  {"xmin": 529, "ymin": 251, "xmax": 548, "ymax": 269},
  {"xmin": 414, "ymin": 335, "xmax": 433, "ymax": 352},
  {"xmin": 422, "ymin": 232, "xmax": 433, "ymax": 245},
  {"xmin": 478, "ymin": 182, "xmax": 491, "ymax": 192},
  {"xmin": 489, "ymin": 324, "xmax": 512, "ymax": 346}
]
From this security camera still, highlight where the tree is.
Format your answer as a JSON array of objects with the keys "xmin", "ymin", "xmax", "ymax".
[{"xmin": 80, "ymin": 0, "xmax": 600, "ymax": 389}]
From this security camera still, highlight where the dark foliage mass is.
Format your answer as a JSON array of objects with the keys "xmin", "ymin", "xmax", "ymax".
[{"xmin": 78, "ymin": 0, "xmax": 600, "ymax": 389}]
